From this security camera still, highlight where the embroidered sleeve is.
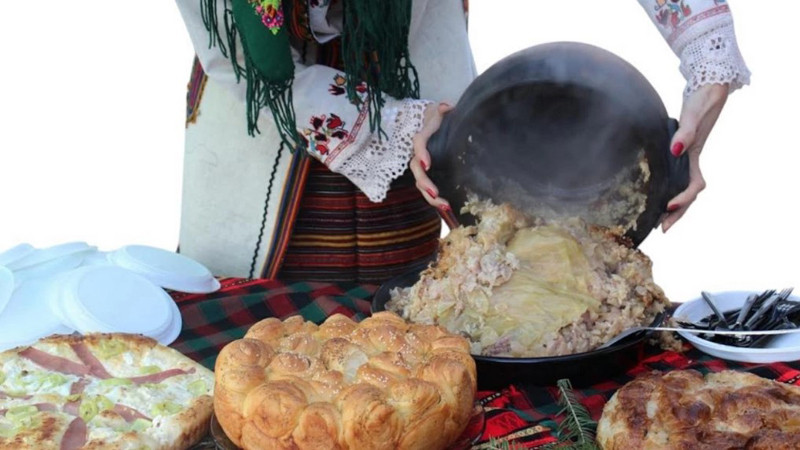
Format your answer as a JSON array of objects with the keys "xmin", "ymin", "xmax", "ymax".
[
  {"xmin": 292, "ymin": 64, "xmax": 430, "ymax": 203},
  {"xmin": 638, "ymin": 0, "xmax": 750, "ymax": 95}
]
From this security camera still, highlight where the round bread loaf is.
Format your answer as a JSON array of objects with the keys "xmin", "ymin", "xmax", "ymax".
[
  {"xmin": 597, "ymin": 369, "xmax": 800, "ymax": 449},
  {"xmin": 214, "ymin": 312, "xmax": 477, "ymax": 450}
]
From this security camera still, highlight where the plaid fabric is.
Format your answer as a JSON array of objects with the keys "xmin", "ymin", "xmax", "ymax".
[{"xmin": 175, "ymin": 279, "xmax": 800, "ymax": 449}]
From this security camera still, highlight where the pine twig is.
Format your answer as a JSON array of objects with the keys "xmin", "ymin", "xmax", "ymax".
[{"xmin": 554, "ymin": 379, "xmax": 601, "ymax": 450}]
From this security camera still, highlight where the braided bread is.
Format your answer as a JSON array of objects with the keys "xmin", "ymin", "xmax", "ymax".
[{"xmin": 214, "ymin": 312, "xmax": 477, "ymax": 449}]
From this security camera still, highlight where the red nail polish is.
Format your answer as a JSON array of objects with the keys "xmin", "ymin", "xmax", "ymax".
[
  {"xmin": 426, "ymin": 188, "xmax": 437, "ymax": 199},
  {"xmin": 420, "ymin": 160, "xmax": 428, "ymax": 171},
  {"xmin": 440, "ymin": 204, "xmax": 451, "ymax": 213},
  {"xmin": 667, "ymin": 203, "xmax": 680, "ymax": 212},
  {"xmin": 671, "ymin": 142, "xmax": 684, "ymax": 157}
]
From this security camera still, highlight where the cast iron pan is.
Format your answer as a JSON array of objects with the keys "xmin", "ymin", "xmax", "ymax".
[
  {"xmin": 372, "ymin": 265, "xmax": 665, "ymax": 390},
  {"xmin": 427, "ymin": 42, "xmax": 689, "ymax": 246}
]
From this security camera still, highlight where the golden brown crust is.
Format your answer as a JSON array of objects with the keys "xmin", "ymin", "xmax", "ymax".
[
  {"xmin": 215, "ymin": 312, "xmax": 476, "ymax": 450},
  {"xmin": 597, "ymin": 370, "xmax": 800, "ymax": 450},
  {"xmin": 0, "ymin": 333, "xmax": 214, "ymax": 450}
]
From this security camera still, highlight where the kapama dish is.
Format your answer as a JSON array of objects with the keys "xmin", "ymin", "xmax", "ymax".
[{"xmin": 387, "ymin": 197, "xmax": 670, "ymax": 358}]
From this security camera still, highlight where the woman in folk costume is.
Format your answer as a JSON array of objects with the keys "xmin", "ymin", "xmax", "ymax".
[{"xmin": 175, "ymin": 0, "xmax": 749, "ymax": 283}]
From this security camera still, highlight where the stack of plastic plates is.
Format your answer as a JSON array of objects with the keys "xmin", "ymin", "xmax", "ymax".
[
  {"xmin": 0, "ymin": 243, "xmax": 35, "ymax": 267},
  {"xmin": 0, "ymin": 277, "xmax": 73, "ymax": 352},
  {"xmin": 9, "ymin": 242, "xmax": 97, "ymax": 285},
  {"xmin": 0, "ymin": 242, "xmax": 215, "ymax": 351},
  {"xmin": 49, "ymin": 266, "xmax": 182, "ymax": 346},
  {"xmin": 108, "ymin": 245, "xmax": 220, "ymax": 293}
]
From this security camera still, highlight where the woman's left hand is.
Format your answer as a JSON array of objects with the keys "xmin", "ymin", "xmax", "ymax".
[
  {"xmin": 410, "ymin": 102, "xmax": 453, "ymax": 211},
  {"xmin": 662, "ymin": 83, "xmax": 729, "ymax": 232}
]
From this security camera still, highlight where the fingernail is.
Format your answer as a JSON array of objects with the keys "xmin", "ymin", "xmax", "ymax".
[
  {"xmin": 440, "ymin": 204, "xmax": 451, "ymax": 213},
  {"xmin": 667, "ymin": 203, "xmax": 680, "ymax": 212},
  {"xmin": 420, "ymin": 160, "xmax": 428, "ymax": 171},
  {"xmin": 426, "ymin": 188, "xmax": 437, "ymax": 199},
  {"xmin": 671, "ymin": 142, "xmax": 684, "ymax": 157}
]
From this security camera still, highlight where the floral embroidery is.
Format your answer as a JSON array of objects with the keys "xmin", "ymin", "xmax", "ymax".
[
  {"xmin": 654, "ymin": 0, "xmax": 692, "ymax": 31},
  {"xmin": 302, "ymin": 113, "xmax": 349, "ymax": 156},
  {"xmin": 248, "ymin": 0, "xmax": 284, "ymax": 34},
  {"xmin": 328, "ymin": 74, "xmax": 367, "ymax": 101}
]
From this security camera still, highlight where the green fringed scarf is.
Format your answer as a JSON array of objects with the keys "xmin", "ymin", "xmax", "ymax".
[{"xmin": 200, "ymin": 0, "xmax": 420, "ymax": 150}]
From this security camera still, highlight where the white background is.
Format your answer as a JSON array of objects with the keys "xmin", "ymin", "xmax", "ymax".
[{"xmin": 0, "ymin": 1, "xmax": 797, "ymax": 304}]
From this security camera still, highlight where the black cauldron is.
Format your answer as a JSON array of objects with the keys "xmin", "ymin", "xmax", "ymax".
[{"xmin": 427, "ymin": 42, "xmax": 689, "ymax": 246}]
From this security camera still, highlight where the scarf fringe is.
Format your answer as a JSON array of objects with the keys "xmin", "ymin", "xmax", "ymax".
[
  {"xmin": 342, "ymin": 0, "xmax": 419, "ymax": 137},
  {"xmin": 200, "ymin": 0, "xmax": 229, "ymax": 57},
  {"xmin": 245, "ymin": 61, "xmax": 299, "ymax": 150},
  {"xmin": 201, "ymin": 0, "xmax": 417, "ymax": 147}
]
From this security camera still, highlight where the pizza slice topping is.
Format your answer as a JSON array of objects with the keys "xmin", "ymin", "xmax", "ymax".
[
  {"xmin": 70, "ymin": 342, "xmax": 112, "ymax": 379},
  {"xmin": 18, "ymin": 348, "xmax": 90, "ymax": 377},
  {"xmin": 61, "ymin": 417, "xmax": 87, "ymax": 450}
]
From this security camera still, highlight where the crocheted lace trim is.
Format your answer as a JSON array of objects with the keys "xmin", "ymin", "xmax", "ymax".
[
  {"xmin": 328, "ymin": 99, "xmax": 432, "ymax": 202},
  {"xmin": 679, "ymin": 20, "xmax": 751, "ymax": 96}
]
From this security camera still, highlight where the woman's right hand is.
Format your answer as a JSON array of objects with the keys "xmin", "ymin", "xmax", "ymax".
[{"xmin": 410, "ymin": 102, "xmax": 454, "ymax": 212}]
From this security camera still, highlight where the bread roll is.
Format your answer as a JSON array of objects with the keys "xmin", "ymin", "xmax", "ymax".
[{"xmin": 215, "ymin": 312, "xmax": 476, "ymax": 449}]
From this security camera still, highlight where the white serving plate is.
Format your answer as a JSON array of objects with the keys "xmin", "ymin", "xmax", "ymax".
[
  {"xmin": 108, "ymin": 245, "xmax": 220, "ymax": 294},
  {"xmin": 0, "ymin": 266, "xmax": 14, "ymax": 316},
  {"xmin": 0, "ymin": 277, "xmax": 73, "ymax": 352},
  {"xmin": 0, "ymin": 243, "xmax": 35, "ymax": 267},
  {"xmin": 673, "ymin": 290, "xmax": 800, "ymax": 364},
  {"xmin": 7, "ymin": 242, "xmax": 95, "ymax": 271},
  {"xmin": 59, "ymin": 266, "xmax": 174, "ymax": 337}
]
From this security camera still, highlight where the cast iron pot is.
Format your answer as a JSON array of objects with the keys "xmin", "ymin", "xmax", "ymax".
[{"xmin": 427, "ymin": 42, "xmax": 689, "ymax": 246}]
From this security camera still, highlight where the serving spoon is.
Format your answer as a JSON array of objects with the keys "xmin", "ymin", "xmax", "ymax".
[{"xmin": 597, "ymin": 325, "xmax": 800, "ymax": 350}]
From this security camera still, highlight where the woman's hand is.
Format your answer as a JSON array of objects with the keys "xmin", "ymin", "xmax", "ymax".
[
  {"xmin": 410, "ymin": 102, "xmax": 454, "ymax": 211},
  {"xmin": 662, "ymin": 83, "xmax": 729, "ymax": 232}
]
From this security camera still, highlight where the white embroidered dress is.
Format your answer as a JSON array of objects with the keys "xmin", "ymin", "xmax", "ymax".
[{"xmin": 175, "ymin": 0, "xmax": 749, "ymax": 278}]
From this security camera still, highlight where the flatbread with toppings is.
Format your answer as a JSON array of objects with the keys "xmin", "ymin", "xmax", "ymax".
[{"xmin": 0, "ymin": 333, "xmax": 214, "ymax": 449}]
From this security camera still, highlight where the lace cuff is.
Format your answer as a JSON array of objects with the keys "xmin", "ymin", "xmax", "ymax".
[
  {"xmin": 326, "ymin": 99, "xmax": 432, "ymax": 202},
  {"xmin": 677, "ymin": 19, "xmax": 751, "ymax": 96}
]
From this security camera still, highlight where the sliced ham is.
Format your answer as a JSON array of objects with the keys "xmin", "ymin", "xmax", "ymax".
[
  {"xmin": 70, "ymin": 343, "xmax": 112, "ymax": 379},
  {"xmin": 112, "ymin": 403, "xmax": 151, "ymax": 422},
  {"xmin": 63, "ymin": 379, "xmax": 89, "ymax": 416},
  {"xmin": 34, "ymin": 403, "xmax": 58, "ymax": 412},
  {"xmin": 60, "ymin": 417, "xmax": 87, "ymax": 450},
  {"xmin": 19, "ymin": 348, "xmax": 90, "ymax": 377},
  {"xmin": 128, "ymin": 367, "xmax": 195, "ymax": 385},
  {"xmin": 62, "ymin": 401, "xmax": 80, "ymax": 417},
  {"xmin": 69, "ymin": 379, "xmax": 89, "ymax": 396}
]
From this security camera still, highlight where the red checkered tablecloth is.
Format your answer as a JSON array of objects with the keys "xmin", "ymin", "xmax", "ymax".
[{"xmin": 173, "ymin": 278, "xmax": 800, "ymax": 449}]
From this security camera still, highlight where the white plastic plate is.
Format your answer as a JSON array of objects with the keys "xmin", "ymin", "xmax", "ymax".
[
  {"xmin": 61, "ymin": 266, "xmax": 173, "ymax": 337},
  {"xmin": 674, "ymin": 290, "xmax": 800, "ymax": 364},
  {"xmin": 153, "ymin": 298, "xmax": 183, "ymax": 346},
  {"xmin": 12, "ymin": 251, "xmax": 92, "ymax": 285},
  {"xmin": 0, "ymin": 277, "xmax": 73, "ymax": 352},
  {"xmin": 0, "ymin": 243, "xmax": 35, "ymax": 267},
  {"xmin": 109, "ymin": 245, "xmax": 220, "ymax": 293},
  {"xmin": 7, "ymin": 242, "xmax": 95, "ymax": 271},
  {"xmin": 0, "ymin": 266, "xmax": 14, "ymax": 316}
]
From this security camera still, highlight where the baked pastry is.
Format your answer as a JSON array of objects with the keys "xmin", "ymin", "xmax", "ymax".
[
  {"xmin": 214, "ymin": 312, "xmax": 477, "ymax": 450},
  {"xmin": 0, "ymin": 333, "xmax": 214, "ymax": 449},
  {"xmin": 597, "ymin": 369, "xmax": 800, "ymax": 449}
]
